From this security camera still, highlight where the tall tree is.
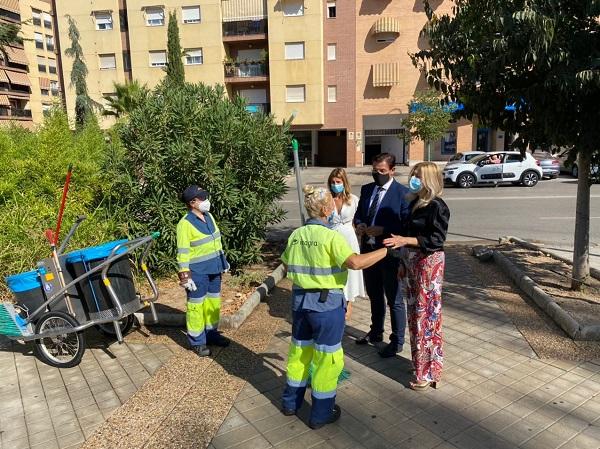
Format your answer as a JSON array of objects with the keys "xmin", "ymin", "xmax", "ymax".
[
  {"xmin": 102, "ymin": 80, "xmax": 148, "ymax": 118},
  {"xmin": 64, "ymin": 15, "xmax": 95, "ymax": 128},
  {"xmin": 166, "ymin": 11, "xmax": 185, "ymax": 86},
  {"xmin": 0, "ymin": 22, "xmax": 22, "ymax": 55},
  {"xmin": 414, "ymin": 0, "xmax": 600, "ymax": 290},
  {"xmin": 401, "ymin": 90, "xmax": 454, "ymax": 162}
]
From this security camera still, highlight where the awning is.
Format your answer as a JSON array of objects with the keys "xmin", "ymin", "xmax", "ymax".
[
  {"xmin": 39, "ymin": 77, "xmax": 50, "ymax": 89},
  {"xmin": 372, "ymin": 62, "xmax": 401, "ymax": 87},
  {"xmin": 5, "ymin": 46, "xmax": 28, "ymax": 65},
  {"xmin": 0, "ymin": 0, "xmax": 20, "ymax": 13},
  {"xmin": 0, "ymin": 95, "xmax": 9, "ymax": 106},
  {"xmin": 221, "ymin": 0, "xmax": 267, "ymax": 22},
  {"xmin": 5, "ymin": 70, "xmax": 31, "ymax": 87},
  {"xmin": 0, "ymin": 70, "xmax": 9, "ymax": 83},
  {"xmin": 371, "ymin": 17, "xmax": 401, "ymax": 36}
]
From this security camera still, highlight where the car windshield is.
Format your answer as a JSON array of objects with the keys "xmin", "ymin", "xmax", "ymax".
[
  {"xmin": 464, "ymin": 153, "xmax": 481, "ymax": 161},
  {"xmin": 449, "ymin": 153, "xmax": 464, "ymax": 161},
  {"xmin": 468, "ymin": 154, "xmax": 489, "ymax": 164}
]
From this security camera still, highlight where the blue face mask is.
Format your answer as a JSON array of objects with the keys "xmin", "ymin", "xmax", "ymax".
[
  {"xmin": 409, "ymin": 176, "xmax": 422, "ymax": 193},
  {"xmin": 330, "ymin": 183, "xmax": 344, "ymax": 194}
]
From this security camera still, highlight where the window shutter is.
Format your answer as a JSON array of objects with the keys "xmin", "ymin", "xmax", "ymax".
[
  {"xmin": 327, "ymin": 44, "xmax": 336, "ymax": 60},
  {"xmin": 285, "ymin": 42, "xmax": 304, "ymax": 60},
  {"xmin": 283, "ymin": 0, "xmax": 303, "ymax": 16},
  {"xmin": 95, "ymin": 12, "xmax": 113, "ymax": 29},
  {"xmin": 182, "ymin": 6, "xmax": 200, "ymax": 23},
  {"xmin": 286, "ymin": 85, "xmax": 305, "ymax": 103},
  {"xmin": 149, "ymin": 51, "xmax": 167, "ymax": 66},
  {"xmin": 99, "ymin": 54, "xmax": 116, "ymax": 69},
  {"xmin": 327, "ymin": 86, "xmax": 337, "ymax": 102}
]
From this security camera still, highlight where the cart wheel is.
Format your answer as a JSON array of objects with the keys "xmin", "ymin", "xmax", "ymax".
[
  {"xmin": 95, "ymin": 314, "xmax": 135, "ymax": 339},
  {"xmin": 33, "ymin": 311, "xmax": 85, "ymax": 368}
]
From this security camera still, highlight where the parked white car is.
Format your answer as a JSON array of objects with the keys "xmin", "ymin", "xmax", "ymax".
[{"xmin": 443, "ymin": 151, "xmax": 543, "ymax": 188}]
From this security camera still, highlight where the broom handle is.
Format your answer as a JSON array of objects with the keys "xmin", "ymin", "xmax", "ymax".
[{"xmin": 54, "ymin": 164, "xmax": 73, "ymax": 246}]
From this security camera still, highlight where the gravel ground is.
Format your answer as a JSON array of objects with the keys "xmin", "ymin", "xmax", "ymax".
[
  {"xmin": 457, "ymin": 246, "xmax": 600, "ymax": 360},
  {"xmin": 80, "ymin": 279, "xmax": 292, "ymax": 449}
]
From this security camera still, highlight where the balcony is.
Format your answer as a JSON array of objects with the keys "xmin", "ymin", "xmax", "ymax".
[
  {"xmin": 224, "ymin": 62, "xmax": 268, "ymax": 83},
  {"xmin": 222, "ymin": 19, "xmax": 267, "ymax": 42},
  {"xmin": 0, "ymin": 108, "xmax": 33, "ymax": 119},
  {"xmin": 245, "ymin": 103, "xmax": 270, "ymax": 114}
]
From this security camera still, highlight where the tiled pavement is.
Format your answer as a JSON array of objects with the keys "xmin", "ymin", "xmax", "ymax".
[
  {"xmin": 0, "ymin": 334, "xmax": 176, "ymax": 449},
  {"xmin": 211, "ymin": 252, "xmax": 600, "ymax": 449}
]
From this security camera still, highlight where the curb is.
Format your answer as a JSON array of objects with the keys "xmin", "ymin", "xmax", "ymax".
[
  {"xmin": 504, "ymin": 236, "xmax": 600, "ymax": 281},
  {"xmin": 491, "ymin": 250, "xmax": 600, "ymax": 340},
  {"xmin": 134, "ymin": 263, "xmax": 287, "ymax": 330}
]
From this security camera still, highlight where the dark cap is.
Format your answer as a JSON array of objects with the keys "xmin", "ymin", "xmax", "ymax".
[{"xmin": 181, "ymin": 185, "xmax": 209, "ymax": 203}]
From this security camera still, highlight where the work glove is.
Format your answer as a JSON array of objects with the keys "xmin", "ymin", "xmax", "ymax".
[{"xmin": 182, "ymin": 279, "xmax": 197, "ymax": 292}]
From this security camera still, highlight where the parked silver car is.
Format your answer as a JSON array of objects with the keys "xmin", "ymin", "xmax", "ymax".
[
  {"xmin": 556, "ymin": 150, "xmax": 599, "ymax": 178},
  {"xmin": 533, "ymin": 151, "xmax": 560, "ymax": 179}
]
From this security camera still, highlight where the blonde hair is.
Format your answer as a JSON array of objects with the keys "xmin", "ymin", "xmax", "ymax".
[
  {"xmin": 302, "ymin": 185, "xmax": 333, "ymax": 219},
  {"xmin": 410, "ymin": 162, "xmax": 443, "ymax": 211},
  {"xmin": 327, "ymin": 168, "xmax": 352, "ymax": 205}
]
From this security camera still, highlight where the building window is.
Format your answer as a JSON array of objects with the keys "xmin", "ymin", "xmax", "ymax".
[
  {"xmin": 145, "ymin": 7, "xmax": 165, "ymax": 26},
  {"xmin": 37, "ymin": 56, "xmax": 46, "ymax": 73},
  {"xmin": 50, "ymin": 80, "xmax": 59, "ymax": 95},
  {"xmin": 48, "ymin": 58, "xmax": 57, "ymax": 74},
  {"xmin": 32, "ymin": 9, "xmax": 41, "ymax": 26},
  {"xmin": 34, "ymin": 32, "xmax": 43, "ymax": 49},
  {"xmin": 94, "ymin": 12, "xmax": 113, "ymax": 30},
  {"xmin": 327, "ymin": 1, "xmax": 336, "ymax": 18},
  {"xmin": 184, "ymin": 48, "xmax": 203, "ymax": 65},
  {"xmin": 45, "ymin": 35, "xmax": 54, "ymax": 52},
  {"xmin": 283, "ymin": 0, "xmax": 304, "ymax": 16},
  {"xmin": 285, "ymin": 42, "xmax": 305, "ymax": 60},
  {"xmin": 99, "ymin": 54, "xmax": 116, "ymax": 70},
  {"xmin": 149, "ymin": 50, "xmax": 167, "ymax": 67},
  {"xmin": 42, "ymin": 103, "xmax": 52, "ymax": 115},
  {"xmin": 327, "ymin": 43, "xmax": 336, "ymax": 61},
  {"xmin": 41, "ymin": 88, "xmax": 49, "ymax": 96},
  {"xmin": 286, "ymin": 85, "xmax": 305, "ymax": 103},
  {"xmin": 327, "ymin": 85, "xmax": 337, "ymax": 102},
  {"xmin": 43, "ymin": 12, "xmax": 52, "ymax": 29},
  {"xmin": 182, "ymin": 6, "xmax": 200, "ymax": 24}
]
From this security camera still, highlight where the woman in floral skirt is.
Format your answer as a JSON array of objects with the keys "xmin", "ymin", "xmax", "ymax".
[{"xmin": 383, "ymin": 162, "xmax": 449, "ymax": 390}]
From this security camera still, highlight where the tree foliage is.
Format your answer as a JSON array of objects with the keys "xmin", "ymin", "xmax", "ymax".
[
  {"xmin": 102, "ymin": 80, "xmax": 149, "ymax": 118},
  {"xmin": 64, "ymin": 15, "xmax": 97, "ymax": 128},
  {"xmin": 414, "ymin": 0, "xmax": 600, "ymax": 289},
  {"xmin": 401, "ymin": 90, "xmax": 454, "ymax": 161},
  {"xmin": 0, "ymin": 110, "xmax": 118, "ymax": 297},
  {"xmin": 165, "ymin": 11, "xmax": 185, "ymax": 86},
  {"xmin": 107, "ymin": 82, "xmax": 289, "ymax": 273},
  {"xmin": 0, "ymin": 21, "xmax": 22, "ymax": 56}
]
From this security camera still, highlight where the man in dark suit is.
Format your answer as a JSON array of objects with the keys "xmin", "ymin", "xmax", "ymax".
[{"xmin": 354, "ymin": 153, "xmax": 411, "ymax": 357}]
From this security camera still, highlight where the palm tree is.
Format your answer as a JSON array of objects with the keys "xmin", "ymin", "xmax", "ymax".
[{"xmin": 102, "ymin": 80, "xmax": 148, "ymax": 118}]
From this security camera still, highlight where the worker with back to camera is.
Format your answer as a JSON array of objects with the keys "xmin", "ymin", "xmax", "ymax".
[
  {"xmin": 177, "ymin": 185, "xmax": 231, "ymax": 357},
  {"xmin": 280, "ymin": 185, "xmax": 391, "ymax": 429}
]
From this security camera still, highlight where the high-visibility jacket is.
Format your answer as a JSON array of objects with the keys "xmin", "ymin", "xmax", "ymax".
[
  {"xmin": 177, "ymin": 212, "xmax": 228, "ymax": 274},
  {"xmin": 281, "ymin": 219, "xmax": 354, "ymax": 290}
]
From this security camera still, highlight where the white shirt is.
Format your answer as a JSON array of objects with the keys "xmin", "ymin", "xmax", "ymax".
[{"xmin": 367, "ymin": 177, "xmax": 394, "ymax": 225}]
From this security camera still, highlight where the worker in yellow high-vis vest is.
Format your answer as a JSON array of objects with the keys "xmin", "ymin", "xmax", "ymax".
[
  {"xmin": 177, "ymin": 185, "xmax": 230, "ymax": 357},
  {"xmin": 281, "ymin": 185, "xmax": 390, "ymax": 429}
]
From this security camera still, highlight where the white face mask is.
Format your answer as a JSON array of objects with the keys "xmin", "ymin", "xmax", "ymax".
[{"xmin": 194, "ymin": 199, "xmax": 211, "ymax": 213}]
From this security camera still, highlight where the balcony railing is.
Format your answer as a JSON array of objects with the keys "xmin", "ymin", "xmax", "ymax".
[
  {"xmin": 224, "ymin": 62, "xmax": 268, "ymax": 78},
  {"xmin": 0, "ymin": 108, "xmax": 32, "ymax": 118},
  {"xmin": 245, "ymin": 103, "xmax": 270, "ymax": 114},
  {"xmin": 222, "ymin": 19, "xmax": 267, "ymax": 37}
]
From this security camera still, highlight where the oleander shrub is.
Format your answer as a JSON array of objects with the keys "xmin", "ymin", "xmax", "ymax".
[{"xmin": 108, "ymin": 82, "xmax": 289, "ymax": 273}]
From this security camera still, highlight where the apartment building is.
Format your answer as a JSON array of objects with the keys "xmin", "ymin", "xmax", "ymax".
[
  {"xmin": 49, "ymin": 0, "xmax": 505, "ymax": 165},
  {"xmin": 0, "ymin": 0, "xmax": 60, "ymax": 127}
]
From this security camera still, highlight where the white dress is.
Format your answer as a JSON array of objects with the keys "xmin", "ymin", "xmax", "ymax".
[{"xmin": 331, "ymin": 194, "xmax": 366, "ymax": 302}]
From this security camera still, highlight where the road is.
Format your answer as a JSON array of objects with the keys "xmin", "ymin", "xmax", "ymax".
[{"xmin": 268, "ymin": 166, "xmax": 600, "ymax": 268}]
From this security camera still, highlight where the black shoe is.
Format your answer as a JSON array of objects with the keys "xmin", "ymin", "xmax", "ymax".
[
  {"xmin": 281, "ymin": 408, "xmax": 296, "ymax": 416},
  {"xmin": 378, "ymin": 343, "xmax": 401, "ymax": 358},
  {"xmin": 192, "ymin": 345, "xmax": 211, "ymax": 357},
  {"xmin": 208, "ymin": 334, "xmax": 230, "ymax": 347},
  {"xmin": 355, "ymin": 332, "xmax": 383, "ymax": 345},
  {"xmin": 309, "ymin": 405, "xmax": 341, "ymax": 429}
]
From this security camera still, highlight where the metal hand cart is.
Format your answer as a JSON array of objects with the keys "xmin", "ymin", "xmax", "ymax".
[{"xmin": 1, "ymin": 230, "xmax": 160, "ymax": 368}]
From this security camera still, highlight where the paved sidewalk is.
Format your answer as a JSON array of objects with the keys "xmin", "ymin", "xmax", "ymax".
[
  {"xmin": 0, "ymin": 334, "xmax": 176, "ymax": 449},
  {"xmin": 211, "ymin": 251, "xmax": 600, "ymax": 449}
]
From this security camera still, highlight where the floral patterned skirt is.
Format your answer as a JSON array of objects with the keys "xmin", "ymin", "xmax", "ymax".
[{"xmin": 403, "ymin": 250, "xmax": 445, "ymax": 383}]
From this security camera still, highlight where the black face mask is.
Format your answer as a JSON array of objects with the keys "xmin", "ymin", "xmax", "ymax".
[{"xmin": 372, "ymin": 171, "xmax": 390, "ymax": 187}]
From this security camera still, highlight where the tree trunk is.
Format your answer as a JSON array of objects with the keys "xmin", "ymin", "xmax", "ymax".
[{"xmin": 572, "ymin": 150, "xmax": 591, "ymax": 290}]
